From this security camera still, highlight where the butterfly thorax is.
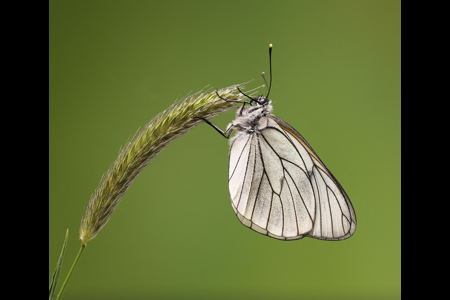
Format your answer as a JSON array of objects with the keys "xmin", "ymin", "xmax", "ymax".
[{"xmin": 227, "ymin": 101, "xmax": 273, "ymax": 136}]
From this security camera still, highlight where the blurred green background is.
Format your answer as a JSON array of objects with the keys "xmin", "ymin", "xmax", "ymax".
[{"xmin": 49, "ymin": 1, "xmax": 400, "ymax": 299}]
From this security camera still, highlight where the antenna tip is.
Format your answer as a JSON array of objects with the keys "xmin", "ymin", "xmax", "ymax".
[{"xmin": 269, "ymin": 44, "xmax": 273, "ymax": 49}]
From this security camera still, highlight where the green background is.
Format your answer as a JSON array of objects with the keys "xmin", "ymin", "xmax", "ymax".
[{"xmin": 49, "ymin": 1, "xmax": 401, "ymax": 299}]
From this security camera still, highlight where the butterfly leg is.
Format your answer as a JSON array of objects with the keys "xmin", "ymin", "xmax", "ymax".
[{"xmin": 195, "ymin": 117, "xmax": 233, "ymax": 139}]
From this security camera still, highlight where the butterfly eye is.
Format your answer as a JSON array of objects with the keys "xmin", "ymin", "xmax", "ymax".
[{"xmin": 257, "ymin": 96, "xmax": 268, "ymax": 105}]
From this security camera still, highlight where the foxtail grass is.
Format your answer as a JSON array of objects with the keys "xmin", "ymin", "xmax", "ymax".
[
  {"xmin": 79, "ymin": 85, "xmax": 243, "ymax": 244},
  {"xmin": 52, "ymin": 85, "xmax": 245, "ymax": 300}
]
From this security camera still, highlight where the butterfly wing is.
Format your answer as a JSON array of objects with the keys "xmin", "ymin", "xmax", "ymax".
[{"xmin": 228, "ymin": 116, "xmax": 356, "ymax": 241}]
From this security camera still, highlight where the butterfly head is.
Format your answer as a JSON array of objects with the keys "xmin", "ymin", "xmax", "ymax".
[{"xmin": 253, "ymin": 94, "xmax": 270, "ymax": 106}]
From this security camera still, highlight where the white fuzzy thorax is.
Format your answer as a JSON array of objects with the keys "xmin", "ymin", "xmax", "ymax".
[{"xmin": 228, "ymin": 101, "xmax": 273, "ymax": 143}]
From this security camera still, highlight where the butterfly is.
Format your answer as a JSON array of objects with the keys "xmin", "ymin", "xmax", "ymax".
[{"xmin": 200, "ymin": 44, "xmax": 356, "ymax": 240}]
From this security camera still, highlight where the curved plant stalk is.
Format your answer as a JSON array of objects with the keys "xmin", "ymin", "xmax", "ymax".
[
  {"xmin": 80, "ymin": 86, "xmax": 243, "ymax": 244},
  {"xmin": 54, "ymin": 85, "xmax": 244, "ymax": 299}
]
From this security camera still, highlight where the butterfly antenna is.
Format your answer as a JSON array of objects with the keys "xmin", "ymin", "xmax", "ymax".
[{"xmin": 265, "ymin": 44, "xmax": 273, "ymax": 98}]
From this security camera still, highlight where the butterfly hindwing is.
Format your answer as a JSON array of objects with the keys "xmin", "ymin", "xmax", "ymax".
[{"xmin": 271, "ymin": 115, "xmax": 356, "ymax": 240}]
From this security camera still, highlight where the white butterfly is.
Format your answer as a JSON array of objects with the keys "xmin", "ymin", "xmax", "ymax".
[{"xmin": 201, "ymin": 44, "xmax": 356, "ymax": 240}]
